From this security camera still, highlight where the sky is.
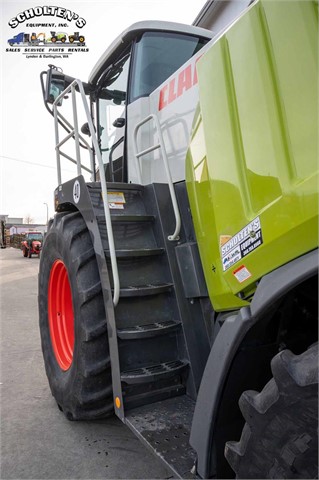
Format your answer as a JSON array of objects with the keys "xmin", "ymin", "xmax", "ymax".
[{"xmin": 0, "ymin": 0, "xmax": 206, "ymax": 224}]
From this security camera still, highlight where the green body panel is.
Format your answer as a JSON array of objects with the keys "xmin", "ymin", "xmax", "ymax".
[{"xmin": 186, "ymin": 0, "xmax": 318, "ymax": 311}]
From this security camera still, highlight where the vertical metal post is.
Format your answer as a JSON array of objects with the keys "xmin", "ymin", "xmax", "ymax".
[
  {"xmin": 53, "ymin": 104, "xmax": 62, "ymax": 185},
  {"xmin": 43, "ymin": 202, "xmax": 49, "ymax": 224},
  {"xmin": 89, "ymin": 150, "xmax": 95, "ymax": 182},
  {"xmin": 132, "ymin": 126, "xmax": 143, "ymax": 184},
  {"xmin": 71, "ymin": 85, "xmax": 82, "ymax": 177},
  {"xmin": 90, "ymin": 100, "xmax": 97, "ymax": 182}
]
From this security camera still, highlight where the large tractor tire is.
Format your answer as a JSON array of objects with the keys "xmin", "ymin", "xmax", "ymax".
[
  {"xmin": 225, "ymin": 344, "xmax": 318, "ymax": 479},
  {"xmin": 38, "ymin": 211, "xmax": 114, "ymax": 420}
]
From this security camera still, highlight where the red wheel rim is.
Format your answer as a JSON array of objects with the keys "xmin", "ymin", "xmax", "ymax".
[{"xmin": 48, "ymin": 260, "xmax": 74, "ymax": 370}]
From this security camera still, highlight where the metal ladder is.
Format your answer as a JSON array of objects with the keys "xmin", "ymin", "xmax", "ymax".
[
  {"xmin": 52, "ymin": 82, "xmax": 183, "ymax": 299},
  {"xmin": 52, "ymin": 79, "xmax": 120, "ymax": 306}
]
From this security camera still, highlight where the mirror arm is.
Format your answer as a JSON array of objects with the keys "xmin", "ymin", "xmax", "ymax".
[{"xmin": 63, "ymin": 74, "xmax": 93, "ymax": 96}]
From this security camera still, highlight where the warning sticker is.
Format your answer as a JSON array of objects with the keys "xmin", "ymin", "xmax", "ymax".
[
  {"xmin": 107, "ymin": 191, "xmax": 125, "ymax": 210},
  {"xmin": 109, "ymin": 203, "xmax": 124, "ymax": 210},
  {"xmin": 221, "ymin": 216, "xmax": 263, "ymax": 271},
  {"xmin": 107, "ymin": 191, "xmax": 125, "ymax": 204},
  {"xmin": 233, "ymin": 265, "xmax": 252, "ymax": 283}
]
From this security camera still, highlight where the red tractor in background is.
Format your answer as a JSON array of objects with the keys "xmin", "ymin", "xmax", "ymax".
[{"xmin": 21, "ymin": 232, "xmax": 43, "ymax": 258}]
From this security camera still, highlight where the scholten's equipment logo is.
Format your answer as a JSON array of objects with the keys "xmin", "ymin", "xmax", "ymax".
[
  {"xmin": 6, "ymin": 6, "xmax": 88, "ymax": 59},
  {"xmin": 8, "ymin": 6, "xmax": 86, "ymax": 28}
]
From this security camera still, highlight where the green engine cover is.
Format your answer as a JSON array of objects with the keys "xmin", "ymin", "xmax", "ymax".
[{"xmin": 186, "ymin": 0, "xmax": 318, "ymax": 311}]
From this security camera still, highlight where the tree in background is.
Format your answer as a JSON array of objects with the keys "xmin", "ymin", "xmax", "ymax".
[{"xmin": 24, "ymin": 215, "xmax": 34, "ymax": 224}]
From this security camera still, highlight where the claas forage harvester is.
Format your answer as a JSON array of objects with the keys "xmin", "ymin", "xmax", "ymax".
[{"xmin": 38, "ymin": 1, "xmax": 318, "ymax": 478}]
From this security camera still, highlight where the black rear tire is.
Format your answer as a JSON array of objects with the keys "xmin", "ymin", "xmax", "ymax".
[
  {"xmin": 225, "ymin": 344, "xmax": 318, "ymax": 479},
  {"xmin": 38, "ymin": 211, "xmax": 114, "ymax": 420}
]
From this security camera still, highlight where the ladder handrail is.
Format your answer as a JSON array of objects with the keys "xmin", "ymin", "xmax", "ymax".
[
  {"xmin": 53, "ymin": 79, "xmax": 120, "ymax": 306},
  {"xmin": 53, "ymin": 93, "xmax": 93, "ymax": 184},
  {"xmin": 133, "ymin": 113, "xmax": 181, "ymax": 241}
]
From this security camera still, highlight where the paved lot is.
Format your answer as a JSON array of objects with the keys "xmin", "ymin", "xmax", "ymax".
[{"xmin": 0, "ymin": 247, "xmax": 170, "ymax": 479}]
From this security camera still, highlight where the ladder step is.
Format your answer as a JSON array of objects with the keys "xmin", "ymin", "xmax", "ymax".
[
  {"xmin": 123, "ymin": 383, "xmax": 186, "ymax": 411},
  {"xmin": 118, "ymin": 283, "xmax": 173, "ymax": 297},
  {"xmin": 121, "ymin": 360, "xmax": 188, "ymax": 385},
  {"xmin": 117, "ymin": 320, "xmax": 181, "ymax": 340},
  {"xmin": 97, "ymin": 214, "xmax": 155, "ymax": 223},
  {"xmin": 87, "ymin": 182, "xmax": 144, "ymax": 192},
  {"xmin": 105, "ymin": 248, "xmax": 164, "ymax": 258},
  {"xmin": 106, "ymin": 182, "xmax": 144, "ymax": 192}
]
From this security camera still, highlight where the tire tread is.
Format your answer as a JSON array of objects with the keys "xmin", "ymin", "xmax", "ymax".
[
  {"xmin": 38, "ymin": 211, "xmax": 114, "ymax": 420},
  {"xmin": 225, "ymin": 344, "xmax": 318, "ymax": 479}
]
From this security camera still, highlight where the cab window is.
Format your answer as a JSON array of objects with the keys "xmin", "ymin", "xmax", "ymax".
[
  {"xmin": 97, "ymin": 50, "xmax": 130, "ymax": 181},
  {"xmin": 130, "ymin": 32, "xmax": 208, "ymax": 102}
]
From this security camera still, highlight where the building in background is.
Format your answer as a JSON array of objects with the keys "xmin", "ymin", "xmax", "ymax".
[
  {"xmin": 7, "ymin": 222, "xmax": 46, "ymax": 236},
  {"xmin": 0, "ymin": 215, "xmax": 47, "ymax": 247}
]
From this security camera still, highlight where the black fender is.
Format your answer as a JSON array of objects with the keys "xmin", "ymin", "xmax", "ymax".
[{"xmin": 189, "ymin": 248, "xmax": 318, "ymax": 478}]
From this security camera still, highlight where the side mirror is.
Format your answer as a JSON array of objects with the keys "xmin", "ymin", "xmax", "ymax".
[
  {"xmin": 81, "ymin": 122, "xmax": 90, "ymax": 136},
  {"xmin": 113, "ymin": 117, "xmax": 125, "ymax": 128},
  {"xmin": 45, "ymin": 65, "xmax": 65, "ymax": 105},
  {"xmin": 80, "ymin": 122, "xmax": 96, "ymax": 136}
]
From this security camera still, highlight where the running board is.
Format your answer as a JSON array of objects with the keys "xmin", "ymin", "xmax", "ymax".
[{"xmin": 125, "ymin": 395, "xmax": 196, "ymax": 479}]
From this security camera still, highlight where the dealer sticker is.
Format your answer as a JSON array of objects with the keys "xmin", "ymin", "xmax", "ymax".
[
  {"xmin": 221, "ymin": 216, "xmax": 263, "ymax": 271},
  {"xmin": 233, "ymin": 265, "xmax": 252, "ymax": 283}
]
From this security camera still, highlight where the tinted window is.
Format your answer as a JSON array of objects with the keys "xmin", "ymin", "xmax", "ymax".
[
  {"xmin": 130, "ymin": 32, "xmax": 208, "ymax": 102},
  {"xmin": 26, "ymin": 233, "xmax": 42, "ymax": 240}
]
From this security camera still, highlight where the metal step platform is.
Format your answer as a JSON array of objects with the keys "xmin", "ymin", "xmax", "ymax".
[{"xmin": 125, "ymin": 395, "xmax": 197, "ymax": 479}]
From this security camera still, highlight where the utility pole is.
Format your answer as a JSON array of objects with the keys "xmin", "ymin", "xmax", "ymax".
[{"xmin": 43, "ymin": 203, "xmax": 49, "ymax": 224}]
